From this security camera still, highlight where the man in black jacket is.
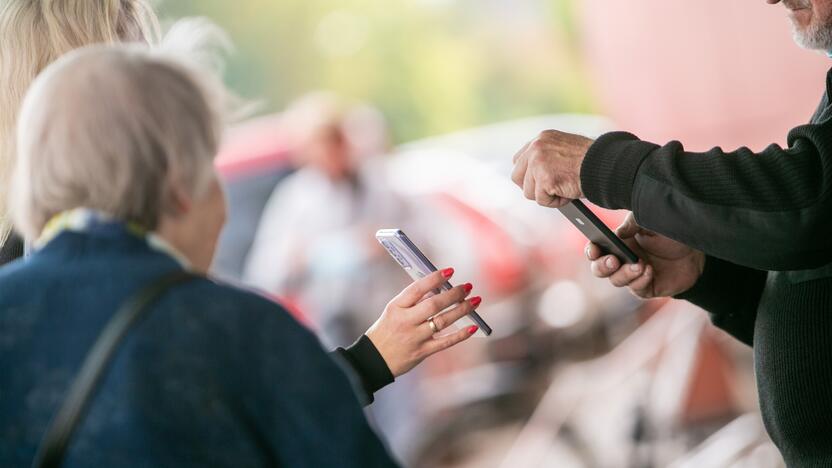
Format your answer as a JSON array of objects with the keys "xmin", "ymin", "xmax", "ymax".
[{"xmin": 511, "ymin": 0, "xmax": 832, "ymax": 465}]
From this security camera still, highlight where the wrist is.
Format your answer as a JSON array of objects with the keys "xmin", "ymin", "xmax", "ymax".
[
  {"xmin": 574, "ymin": 139, "xmax": 592, "ymax": 199},
  {"xmin": 695, "ymin": 251, "xmax": 706, "ymax": 276},
  {"xmin": 365, "ymin": 328, "xmax": 399, "ymax": 377},
  {"xmin": 674, "ymin": 253, "xmax": 718, "ymax": 301},
  {"xmin": 346, "ymin": 334, "xmax": 395, "ymax": 391},
  {"xmin": 676, "ymin": 251, "xmax": 706, "ymax": 296},
  {"xmin": 580, "ymin": 132, "xmax": 657, "ymax": 210}
]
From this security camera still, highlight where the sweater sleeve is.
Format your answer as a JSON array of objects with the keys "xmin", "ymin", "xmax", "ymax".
[
  {"xmin": 674, "ymin": 256, "xmax": 768, "ymax": 346},
  {"xmin": 331, "ymin": 335, "xmax": 395, "ymax": 406},
  {"xmin": 580, "ymin": 123, "xmax": 832, "ymax": 271}
]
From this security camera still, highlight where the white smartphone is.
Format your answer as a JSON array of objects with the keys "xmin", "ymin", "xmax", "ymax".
[{"xmin": 376, "ymin": 229, "xmax": 492, "ymax": 337}]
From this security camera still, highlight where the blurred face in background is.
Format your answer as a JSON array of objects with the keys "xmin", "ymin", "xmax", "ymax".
[
  {"xmin": 304, "ymin": 124, "xmax": 355, "ymax": 182},
  {"xmin": 773, "ymin": 0, "xmax": 832, "ymax": 49}
]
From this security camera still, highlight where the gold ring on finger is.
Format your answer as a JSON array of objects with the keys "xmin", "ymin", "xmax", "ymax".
[{"xmin": 428, "ymin": 317, "xmax": 439, "ymax": 333}]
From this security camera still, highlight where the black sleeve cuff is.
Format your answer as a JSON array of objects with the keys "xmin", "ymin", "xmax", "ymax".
[
  {"xmin": 674, "ymin": 256, "xmax": 764, "ymax": 346},
  {"xmin": 673, "ymin": 255, "xmax": 757, "ymax": 306},
  {"xmin": 674, "ymin": 255, "xmax": 727, "ymax": 304},
  {"xmin": 581, "ymin": 131, "xmax": 658, "ymax": 210},
  {"xmin": 333, "ymin": 335, "xmax": 394, "ymax": 406}
]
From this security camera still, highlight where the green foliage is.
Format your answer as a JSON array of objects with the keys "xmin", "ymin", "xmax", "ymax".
[{"xmin": 158, "ymin": 0, "xmax": 595, "ymax": 143}]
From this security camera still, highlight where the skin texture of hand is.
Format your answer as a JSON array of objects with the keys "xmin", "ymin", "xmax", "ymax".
[
  {"xmin": 511, "ymin": 129, "xmax": 594, "ymax": 208},
  {"xmin": 366, "ymin": 268, "xmax": 482, "ymax": 377},
  {"xmin": 586, "ymin": 213, "xmax": 706, "ymax": 298}
]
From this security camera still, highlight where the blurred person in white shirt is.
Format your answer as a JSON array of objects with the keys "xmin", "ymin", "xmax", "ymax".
[
  {"xmin": 244, "ymin": 92, "xmax": 411, "ymax": 348},
  {"xmin": 243, "ymin": 92, "xmax": 427, "ymax": 461}
]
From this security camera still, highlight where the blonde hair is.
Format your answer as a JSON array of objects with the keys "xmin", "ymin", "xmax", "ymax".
[
  {"xmin": 11, "ymin": 28, "xmax": 235, "ymax": 240},
  {"xmin": 0, "ymin": 0, "xmax": 160, "ymax": 244}
]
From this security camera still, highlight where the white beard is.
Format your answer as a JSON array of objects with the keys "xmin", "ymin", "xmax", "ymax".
[{"xmin": 792, "ymin": 18, "xmax": 832, "ymax": 50}]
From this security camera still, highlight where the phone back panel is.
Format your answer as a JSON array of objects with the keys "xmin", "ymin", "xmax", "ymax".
[{"xmin": 557, "ymin": 201, "xmax": 639, "ymax": 264}]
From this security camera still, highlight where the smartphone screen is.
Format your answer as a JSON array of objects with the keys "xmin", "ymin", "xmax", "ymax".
[{"xmin": 376, "ymin": 229, "xmax": 492, "ymax": 337}]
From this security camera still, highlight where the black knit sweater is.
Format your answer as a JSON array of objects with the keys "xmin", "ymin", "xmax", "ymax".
[{"xmin": 581, "ymin": 68, "xmax": 832, "ymax": 466}]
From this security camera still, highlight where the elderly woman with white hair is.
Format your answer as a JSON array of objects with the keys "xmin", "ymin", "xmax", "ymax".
[{"xmin": 0, "ymin": 43, "xmax": 484, "ymax": 467}]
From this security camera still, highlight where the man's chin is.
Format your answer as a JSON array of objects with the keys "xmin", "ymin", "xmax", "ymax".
[{"xmin": 791, "ymin": 23, "xmax": 831, "ymax": 50}]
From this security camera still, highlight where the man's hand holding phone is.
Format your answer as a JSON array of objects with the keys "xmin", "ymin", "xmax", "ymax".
[
  {"xmin": 510, "ymin": 130, "xmax": 703, "ymax": 298},
  {"xmin": 510, "ymin": 129, "xmax": 593, "ymax": 208},
  {"xmin": 586, "ymin": 213, "xmax": 705, "ymax": 299}
]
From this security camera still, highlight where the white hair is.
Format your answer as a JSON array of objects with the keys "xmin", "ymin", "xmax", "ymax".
[{"xmin": 10, "ymin": 20, "xmax": 237, "ymax": 240}]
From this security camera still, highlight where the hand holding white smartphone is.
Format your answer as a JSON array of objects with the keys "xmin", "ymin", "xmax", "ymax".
[{"xmin": 376, "ymin": 229, "xmax": 492, "ymax": 337}]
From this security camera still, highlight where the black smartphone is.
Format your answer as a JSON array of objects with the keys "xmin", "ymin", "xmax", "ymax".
[{"xmin": 557, "ymin": 200, "xmax": 640, "ymax": 264}]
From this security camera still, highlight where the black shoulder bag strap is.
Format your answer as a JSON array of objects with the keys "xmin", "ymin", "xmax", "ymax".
[{"xmin": 31, "ymin": 270, "xmax": 199, "ymax": 468}]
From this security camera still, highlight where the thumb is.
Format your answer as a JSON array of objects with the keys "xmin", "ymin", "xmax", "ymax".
[{"xmin": 615, "ymin": 213, "xmax": 641, "ymax": 239}]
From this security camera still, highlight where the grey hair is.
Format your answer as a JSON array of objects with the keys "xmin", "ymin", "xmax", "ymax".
[{"xmin": 10, "ymin": 20, "xmax": 237, "ymax": 240}]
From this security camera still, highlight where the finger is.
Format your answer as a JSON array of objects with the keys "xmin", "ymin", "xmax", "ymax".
[
  {"xmin": 523, "ymin": 166, "xmax": 536, "ymax": 201},
  {"xmin": 535, "ymin": 182, "xmax": 558, "ymax": 207},
  {"xmin": 546, "ymin": 194, "xmax": 570, "ymax": 208},
  {"xmin": 421, "ymin": 325, "xmax": 477, "ymax": 356},
  {"xmin": 535, "ymin": 162, "xmax": 573, "ymax": 208},
  {"xmin": 585, "ymin": 242, "xmax": 603, "ymax": 261},
  {"xmin": 511, "ymin": 156, "xmax": 529, "ymax": 188},
  {"xmin": 412, "ymin": 283, "xmax": 472, "ymax": 322},
  {"xmin": 393, "ymin": 268, "xmax": 453, "ymax": 307},
  {"xmin": 512, "ymin": 141, "xmax": 531, "ymax": 164},
  {"xmin": 422, "ymin": 296, "xmax": 481, "ymax": 338},
  {"xmin": 628, "ymin": 265, "xmax": 654, "ymax": 298},
  {"xmin": 590, "ymin": 255, "xmax": 621, "ymax": 278},
  {"xmin": 608, "ymin": 261, "xmax": 646, "ymax": 288}
]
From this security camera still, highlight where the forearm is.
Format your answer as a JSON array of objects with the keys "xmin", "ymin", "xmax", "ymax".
[
  {"xmin": 674, "ymin": 255, "xmax": 768, "ymax": 346},
  {"xmin": 581, "ymin": 130, "xmax": 832, "ymax": 271},
  {"xmin": 330, "ymin": 335, "xmax": 394, "ymax": 406}
]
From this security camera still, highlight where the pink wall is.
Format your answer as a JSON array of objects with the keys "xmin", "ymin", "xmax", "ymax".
[{"xmin": 580, "ymin": 1, "xmax": 830, "ymax": 152}]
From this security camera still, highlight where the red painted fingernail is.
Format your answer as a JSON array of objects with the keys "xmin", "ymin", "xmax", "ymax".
[
  {"xmin": 463, "ymin": 283, "xmax": 473, "ymax": 293},
  {"xmin": 441, "ymin": 268, "xmax": 454, "ymax": 278},
  {"xmin": 470, "ymin": 296, "xmax": 482, "ymax": 307},
  {"xmin": 467, "ymin": 325, "xmax": 479, "ymax": 334}
]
